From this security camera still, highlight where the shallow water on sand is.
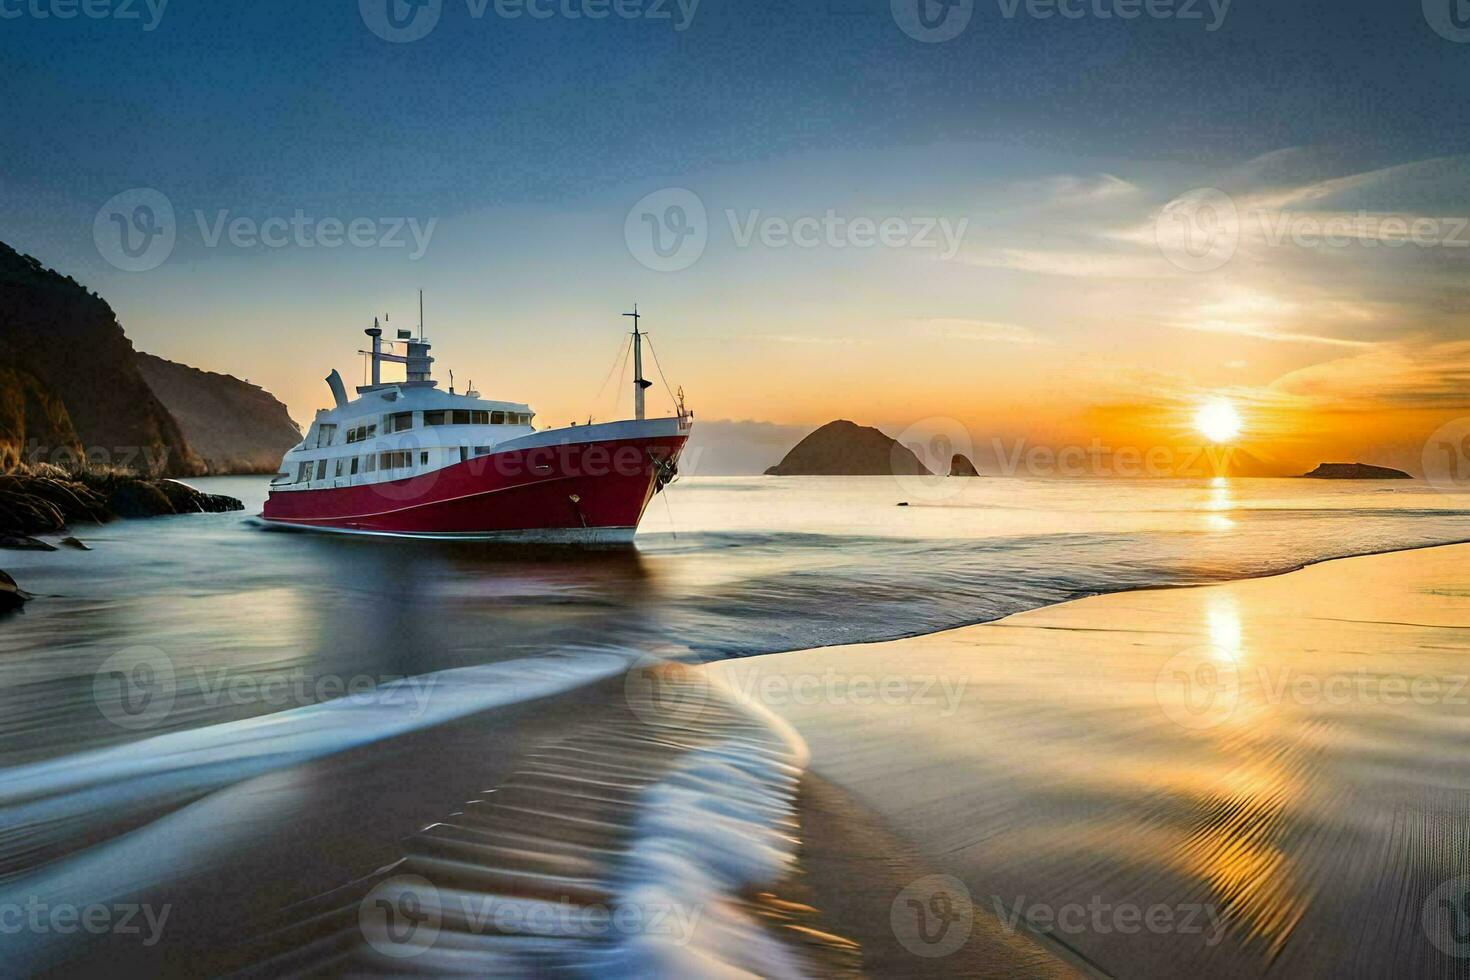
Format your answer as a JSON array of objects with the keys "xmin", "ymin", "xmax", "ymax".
[
  {"xmin": 710, "ymin": 544, "xmax": 1470, "ymax": 978},
  {"xmin": 1, "ymin": 475, "xmax": 1469, "ymax": 973}
]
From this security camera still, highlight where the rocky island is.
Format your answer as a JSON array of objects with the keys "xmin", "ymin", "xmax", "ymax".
[
  {"xmin": 1300, "ymin": 463, "xmax": 1413, "ymax": 480},
  {"xmin": 949, "ymin": 453, "xmax": 980, "ymax": 477},
  {"xmin": 764, "ymin": 420, "xmax": 932, "ymax": 476}
]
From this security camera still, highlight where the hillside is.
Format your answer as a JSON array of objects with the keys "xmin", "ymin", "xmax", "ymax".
[
  {"xmin": 0, "ymin": 242, "xmax": 202, "ymax": 476},
  {"xmin": 135, "ymin": 353, "xmax": 300, "ymax": 474}
]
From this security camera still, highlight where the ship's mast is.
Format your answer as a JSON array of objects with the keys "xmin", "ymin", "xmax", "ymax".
[{"xmin": 624, "ymin": 305, "xmax": 651, "ymax": 421}]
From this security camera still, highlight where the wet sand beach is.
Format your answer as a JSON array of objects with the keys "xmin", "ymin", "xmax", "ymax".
[{"xmin": 708, "ymin": 543, "xmax": 1470, "ymax": 978}]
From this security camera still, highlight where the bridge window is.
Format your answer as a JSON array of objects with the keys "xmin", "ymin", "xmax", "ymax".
[
  {"xmin": 453, "ymin": 410, "xmax": 471, "ymax": 425},
  {"xmin": 315, "ymin": 424, "xmax": 336, "ymax": 448},
  {"xmin": 491, "ymin": 411, "xmax": 505, "ymax": 424},
  {"xmin": 297, "ymin": 461, "xmax": 313, "ymax": 482},
  {"xmin": 385, "ymin": 412, "xmax": 414, "ymax": 433},
  {"xmin": 315, "ymin": 459, "xmax": 327, "ymax": 481},
  {"xmin": 472, "ymin": 411, "xmax": 490, "ymax": 424},
  {"xmin": 350, "ymin": 458, "xmax": 359, "ymax": 476},
  {"xmin": 424, "ymin": 411, "xmax": 447, "ymax": 426}
]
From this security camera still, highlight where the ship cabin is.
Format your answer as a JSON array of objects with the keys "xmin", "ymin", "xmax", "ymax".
[{"xmin": 270, "ymin": 326, "xmax": 536, "ymax": 490}]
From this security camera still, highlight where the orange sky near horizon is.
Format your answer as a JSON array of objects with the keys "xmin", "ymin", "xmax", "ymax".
[{"xmin": 99, "ymin": 147, "xmax": 1470, "ymax": 478}]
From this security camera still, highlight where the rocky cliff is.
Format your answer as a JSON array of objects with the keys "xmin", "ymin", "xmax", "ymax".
[
  {"xmin": 764, "ymin": 420, "xmax": 933, "ymax": 476},
  {"xmin": 135, "ymin": 353, "xmax": 300, "ymax": 474},
  {"xmin": 1, "ymin": 242, "xmax": 299, "ymax": 476},
  {"xmin": 0, "ymin": 242, "xmax": 202, "ymax": 476}
]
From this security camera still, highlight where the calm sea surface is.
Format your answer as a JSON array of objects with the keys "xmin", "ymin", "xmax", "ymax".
[
  {"xmin": 4, "ymin": 475, "xmax": 1469, "ymax": 765},
  {"xmin": 2, "ymin": 475, "xmax": 1469, "ymax": 973}
]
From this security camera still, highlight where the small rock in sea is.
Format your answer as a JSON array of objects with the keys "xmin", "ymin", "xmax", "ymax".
[
  {"xmin": 896, "ymin": 501, "xmax": 910, "ymax": 507},
  {"xmin": 0, "ymin": 535, "xmax": 58, "ymax": 552},
  {"xmin": 60, "ymin": 536, "xmax": 91, "ymax": 550},
  {"xmin": 0, "ymin": 570, "xmax": 30, "ymax": 613}
]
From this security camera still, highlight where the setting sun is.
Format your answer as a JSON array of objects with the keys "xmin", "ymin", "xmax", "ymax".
[{"xmin": 1195, "ymin": 399, "xmax": 1243, "ymax": 444}]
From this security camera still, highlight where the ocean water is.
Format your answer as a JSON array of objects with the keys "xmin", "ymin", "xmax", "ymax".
[{"xmin": 2, "ymin": 475, "xmax": 1469, "ymax": 973}]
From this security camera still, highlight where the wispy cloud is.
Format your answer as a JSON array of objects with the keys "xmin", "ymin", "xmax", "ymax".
[{"xmin": 905, "ymin": 317, "xmax": 1048, "ymax": 345}]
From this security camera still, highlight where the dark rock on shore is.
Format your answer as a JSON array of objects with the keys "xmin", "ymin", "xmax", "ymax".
[
  {"xmin": 0, "ymin": 465, "xmax": 242, "ymax": 537},
  {"xmin": 0, "ymin": 534, "xmax": 57, "ymax": 551},
  {"xmin": 949, "ymin": 454, "xmax": 980, "ymax": 477},
  {"xmin": 1301, "ymin": 463, "xmax": 1413, "ymax": 480},
  {"xmin": 765, "ymin": 420, "xmax": 933, "ymax": 477},
  {"xmin": 0, "ymin": 569, "xmax": 29, "ymax": 613}
]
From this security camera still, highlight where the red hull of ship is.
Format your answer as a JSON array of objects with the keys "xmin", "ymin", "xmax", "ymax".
[{"xmin": 259, "ymin": 434, "xmax": 686, "ymax": 542}]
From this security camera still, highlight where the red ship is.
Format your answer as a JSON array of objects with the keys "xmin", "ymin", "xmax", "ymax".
[{"xmin": 261, "ymin": 304, "xmax": 691, "ymax": 543}]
